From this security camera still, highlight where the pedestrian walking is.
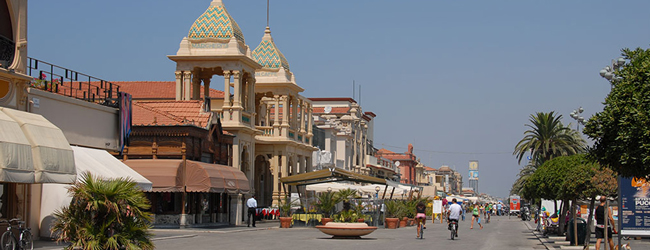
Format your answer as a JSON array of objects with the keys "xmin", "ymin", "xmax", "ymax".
[
  {"xmin": 471, "ymin": 203, "xmax": 483, "ymax": 229},
  {"xmin": 595, "ymin": 196, "xmax": 616, "ymax": 250},
  {"xmin": 247, "ymin": 195, "xmax": 257, "ymax": 227}
]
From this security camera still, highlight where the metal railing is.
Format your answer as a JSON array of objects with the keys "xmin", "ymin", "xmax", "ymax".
[{"xmin": 27, "ymin": 57, "xmax": 120, "ymax": 107}]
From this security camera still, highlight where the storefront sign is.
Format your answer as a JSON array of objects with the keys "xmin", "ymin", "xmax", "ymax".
[{"xmin": 620, "ymin": 176, "xmax": 650, "ymax": 236}]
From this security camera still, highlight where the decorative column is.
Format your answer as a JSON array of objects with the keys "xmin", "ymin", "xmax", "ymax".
[
  {"xmin": 281, "ymin": 95, "xmax": 289, "ymax": 137},
  {"xmin": 192, "ymin": 74, "xmax": 201, "ymax": 100},
  {"xmin": 274, "ymin": 95, "xmax": 280, "ymax": 136},
  {"xmin": 281, "ymin": 154, "xmax": 289, "ymax": 197},
  {"xmin": 183, "ymin": 71, "xmax": 192, "ymax": 100},
  {"xmin": 299, "ymin": 99, "xmax": 305, "ymax": 134},
  {"xmin": 223, "ymin": 71, "xmax": 231, "ymax": 107},
  {"xmin": 300, "ymin": 156, "xmax": 307, "ymax": 174},
  {"xmin": 307, "ymin": 104, "xmax": 313, "ymax": 144},
  {"xmin": 203, "ymin": 78, "xmax": 211, "ymax": 99},
  {"xmin": 175, "ymin": 71, "xmax": 182, "ymax": 101},
  {"xmin": 248, "ymin": 76, "xmax": 256, "ymax": 126},
  {"xmin": 232, "ymin": 71, "xmax": 241, "ymax": 108},
  {"xmin": 265, "ymin": 102, "xmax": 271, "ymax": 128},
  {"xmin": 271, "ymin": 154, "xmax": 280, "ymax": 205}
]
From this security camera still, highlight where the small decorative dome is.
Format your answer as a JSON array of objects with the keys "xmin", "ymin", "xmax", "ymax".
[
  {"xmin": 188, "ymin": 0, "xmax": 245, "ymax": 42},
  {"xmin": 252, "ymin": 27, "xmax": 290, "ymax": 70}
]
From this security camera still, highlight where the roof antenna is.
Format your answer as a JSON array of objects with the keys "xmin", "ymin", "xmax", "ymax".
[
  {"xmin": 353, "ymin": 80, "xmax": 355, "ymax": 101},
  {"xmin": 267, "ymin": 0, "xmax": 270, "ymax": 27}
]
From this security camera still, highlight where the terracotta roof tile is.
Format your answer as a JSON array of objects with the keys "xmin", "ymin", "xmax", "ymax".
[
  {"xmin": 132, "ymin": 100, "xmax": 212, "ymax": 128},
  {"xmin": 312, "ymin": 107, "xmax": 351, "ymax": 114},
  {"xmin": 114, "ymin": 81, "xmax": 224, "ymax": 100}
]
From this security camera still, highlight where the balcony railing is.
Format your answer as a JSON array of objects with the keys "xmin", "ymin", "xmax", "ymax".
[
  {"xmin": 27, "ymin": 57, "xmax": 120, "ymax": 107},
  {"xmin": 257, "ymin": 126, "xmax": 273, "ymax": 136}
]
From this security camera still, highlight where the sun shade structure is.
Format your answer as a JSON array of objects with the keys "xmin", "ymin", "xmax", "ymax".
[
  {"xmin": 123, "ymin": 159, "xmax": 249, "ymax": 194},
  {"xmin": 280, "ymin": 168, "xmax": 387, "ymax": 186},
  {"xmin": 0, "ymin": 107, "xmax": 76, "ymax": 184}
]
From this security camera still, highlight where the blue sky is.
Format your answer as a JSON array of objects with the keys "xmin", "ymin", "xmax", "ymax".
[{"xmin": 28, "ymin": 0, "xmax": 650, "ymax": 198}]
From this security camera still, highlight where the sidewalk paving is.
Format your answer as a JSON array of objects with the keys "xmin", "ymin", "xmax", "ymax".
[
  {"xmin": 523, "ymin": 220, "xmax": 650, "ymax": 250},
  {"xmin": 34, "ymin": 220, "xmax": 281, "ymax": 250}
]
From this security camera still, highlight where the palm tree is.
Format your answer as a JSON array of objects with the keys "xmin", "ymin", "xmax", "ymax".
[
  {"xmin": 510, "ymin": 161, "xmax": 537, "ymax": 196},
  {"xmin": 52, "ymin": 172, "xmax": 154, "ymax": 250},
  {"xmin": 514, "ymin": 111, "xmax": 586, "ymax": 165}
]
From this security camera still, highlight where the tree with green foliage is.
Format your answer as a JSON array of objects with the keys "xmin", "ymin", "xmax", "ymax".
[
  {"xmin": 563, "ymin": 164, "xmax": 617, "ymax": 248},
  {"xmin": 584, "ymin": 46, "xmax": 650, "ymax": 178},
  {"xmin": 523, "ymin": 155, "xmax": 584, "ymax": 235},
  {"xmin": 512, "ymin": 112, "xmax": 586, "ymax": 198},
  {"xmin": 52, "ymin": 172, "xmax": 154, "ymax": 250}
]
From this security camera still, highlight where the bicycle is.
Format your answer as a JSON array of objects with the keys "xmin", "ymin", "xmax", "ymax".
[
  {"xmin": 449, "ymin": 219, "xmax": 458, "ymax": 240},
  {"xmin": 0, "ymin": 219, "xmax": 33, "ymax": 250},
  {"xmin": 417, "ymin": 219, "xmax": 424, "ymax": 239}
]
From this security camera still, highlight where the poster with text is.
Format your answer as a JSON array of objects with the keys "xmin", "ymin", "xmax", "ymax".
[
  {"xmin": 620, "ymin": 176, "xmax": 650, "ymax": 236},
  {"xmin": 432, "ymin": 200, "xmax": 443, "ymax": 214}
]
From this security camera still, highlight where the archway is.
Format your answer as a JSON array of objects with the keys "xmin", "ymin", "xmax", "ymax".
[{"xmin": 254, "ymin": 155, "xmax": 272, "ymax": 207}]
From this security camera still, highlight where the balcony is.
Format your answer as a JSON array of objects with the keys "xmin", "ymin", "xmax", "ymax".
[{"xmin": 27, "ymin": 58, "xmax": 120, "ymax": 107}]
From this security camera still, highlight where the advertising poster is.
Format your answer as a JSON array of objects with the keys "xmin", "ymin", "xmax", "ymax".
[
  {"xmin": 620, "ymin": 176, "xmax": 650, "ymax": 236},
  {"xmin": 510, "ymin": 195, "xmax": 520, "ymax": 212},
  {"xmin": 432, "ymin": 200, "xmax": 443, "ymax": 214}
]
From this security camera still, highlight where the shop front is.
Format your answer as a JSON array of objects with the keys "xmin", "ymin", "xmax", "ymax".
[{"xmin": 124, "ymin": 159, "xmax": 249, "ymax": 227}]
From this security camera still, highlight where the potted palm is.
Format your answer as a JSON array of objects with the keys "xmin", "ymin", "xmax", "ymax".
[
  {"xmin": 315, "ymin": 191, "xmax": 339, "ymax": 225},
  {"xmin": 384, "ymin": 200, "xmax": 403, "ymax": 229},
  {"xmin": 278, "ymin": 196, "xmax": 295, "ymax": 228},
  {"xmin": 51, "ymin": 172, "xmax": 154, "ymax": 250}
]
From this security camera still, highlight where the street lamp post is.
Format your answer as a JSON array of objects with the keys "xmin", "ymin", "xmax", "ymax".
[
  {"xmin": 569, "ymin": 107, "xmax": 585, "ymax": 131},
  {"xmin": 599, "ymin": 57, "xmax": 626, "ymax": 85},
  {"xmin": 375, "ymin": 186, "xmax": 381, "ymax": 226}
]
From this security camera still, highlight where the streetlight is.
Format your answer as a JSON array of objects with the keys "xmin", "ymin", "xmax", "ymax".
[
  {"xmin": 569, "ymin": 107, "xmax": 586, "ymax": 131},
  {"xmin": 599, "ymin": 57, "xmax": 626, "ymax": 83},
  {"xmin": 327, "ymin": 187, "xmax": 332, "ymax": 193},
  {"xmin": 374, "ymin": 186, "xmax": 381, "ymax": 227}
]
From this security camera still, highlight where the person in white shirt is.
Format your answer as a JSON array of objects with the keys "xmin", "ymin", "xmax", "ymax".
[
  {"xmin": 246, "ymin": 195, "xmax": 257, "ymax": 227},
  {"xmin": 447, "ymin": 198, "xmax": 462, "ymax": 237}
]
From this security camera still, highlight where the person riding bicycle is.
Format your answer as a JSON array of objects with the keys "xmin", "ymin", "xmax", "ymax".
[
  {"xmin": 447, "ymin": 198, "xmax": 462, "ymax": 238},
  {"xmin": 415, "ymin": 202, "xmax": 426, "ymax": 238}
]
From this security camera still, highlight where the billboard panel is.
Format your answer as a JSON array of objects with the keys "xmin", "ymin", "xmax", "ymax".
[
  {"xmin": 469, "ymin": 160, "xmax": 478, "ymax": 170},
  {"xmin": 620, "ymin": 177, "xmax": 650, "ymax": 236},
  {"xmin": 469, "ymin": 170, "xmax": 479, "ymax": 180}
]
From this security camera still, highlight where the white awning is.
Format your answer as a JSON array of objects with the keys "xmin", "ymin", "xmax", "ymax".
[
  {"xmin": 0, "ymin": 109, "xmax": 34, "ymax": 183},
  {"xmin": 40, "ymin": 146, "xmax": 152, "ymax": 238},
  {"xmin": 0, "ymin": 108, "xmax": 76, "ymax": 184},
  {"xmin": 70, "ymin": 146, "xmax": 152, "ymax": 190}
]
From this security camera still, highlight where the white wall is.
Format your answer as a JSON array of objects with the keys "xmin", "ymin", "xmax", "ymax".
[{"xmin": 27, "ymin": 89, "xmax": 119, "ymax": 151}]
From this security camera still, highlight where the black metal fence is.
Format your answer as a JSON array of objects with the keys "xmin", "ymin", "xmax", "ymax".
[{"xmin": 27, "ymin": 57, "xmax": 120, "ymax": 107}]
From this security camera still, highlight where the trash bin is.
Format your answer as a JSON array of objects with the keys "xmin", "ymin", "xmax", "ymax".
[{"xmin": 567, "ymin": 218, "xmax": 587, "ymax": 245}]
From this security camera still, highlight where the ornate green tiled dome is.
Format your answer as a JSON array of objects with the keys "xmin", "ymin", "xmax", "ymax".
[
  {"xmin": 252, "ymin": 27, "xmax": 290, "ymax": 70},
  {"xmin": 188, "ymin": 0, "xmax": 245, "ymax": 42}
]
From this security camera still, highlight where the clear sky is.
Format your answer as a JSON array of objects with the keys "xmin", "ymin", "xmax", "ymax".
[{"xmin": 27, "ymin": 0, "xmax": 650, "ymax": 198}]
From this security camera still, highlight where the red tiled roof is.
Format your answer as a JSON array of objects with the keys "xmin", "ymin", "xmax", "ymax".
[
  {"xmin": 364, "ymin": 112, "xmax": 377, "ymax": 117},
  {"xmin": 309, "ymin": 97, "xmax": 356, "ymax": 103},
  {"xmin": 424, "ymin": 167, "xmax": 436, "ymax": 171},
  {"xmin": 132, "ymin": 100, "xmax": 211, "ymax": 128},
  {"xmin": 115, "ymin": 81, "xmax": 225, "ymax": 100},
  {"xmin": 312, "ymin": 107, "xmax": 351, "ymax": 114}
]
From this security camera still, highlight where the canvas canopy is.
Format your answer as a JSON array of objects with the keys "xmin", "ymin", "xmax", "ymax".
[
  {"xmin": 0, "ymin": 108, "xmax": 76, "ymax": 184},
  {"xmin": 123, "ymin": 159, "xmax": 250, "ymax": 194},
  {"xmin": 280, "ymin": 168, "xmax": 387, "ymax": 186}
]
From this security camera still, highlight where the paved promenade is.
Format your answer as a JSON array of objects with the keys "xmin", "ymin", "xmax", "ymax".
[{"xmin": 32, "ymin": 216, "xmax": 649, "ymax": 250}]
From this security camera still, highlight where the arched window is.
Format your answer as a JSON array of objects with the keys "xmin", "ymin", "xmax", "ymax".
[{"xmin": 0, "ymin": 0, "xmax": 14, "ymax": 68}]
